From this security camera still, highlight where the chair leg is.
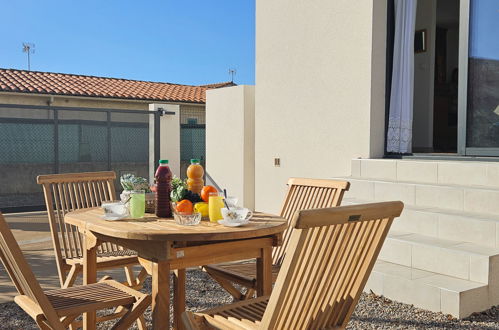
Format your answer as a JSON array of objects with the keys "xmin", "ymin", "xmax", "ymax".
[
  {"xmin": 136, "ymin": 315, "xmax": 147, "ymax": 330},
  {"xmin": 205, "ymin": 269, "xmax": 244, "ymax": 300},
  {"xmin": 36, "ymin": 318, "xmax": 60, "ymax": 330},
  {"xmin": 63, "ymin": 265, "xmax": 80, "ymax": 288},
  {"xmin": 124, "ymin": 265, "xmax": 136, "ymax": 287},
  {"xmin": 243, "ymin": 288, "xmax": 256, "ymax": 300},
  {"xmin": 61, "ymin": 314, "xmax": 79, "ymax": 328},
  {"xmin": 182, "ymin": 311, "xmax": 206, "ymax": 329},
  {"xmin": 136, "ymin": 268, "xmax": 149, "ymax": 286},
  {"xmin": 112, "ymin": 295, "xmax": 152, "ymax": 330},
  {"xmin": 123, "ymin": 266, "xmax": 148, "ymax": 289},
  {"xmin": 99, "ymin": 275, "xmax": 113, "ymax": 282}
]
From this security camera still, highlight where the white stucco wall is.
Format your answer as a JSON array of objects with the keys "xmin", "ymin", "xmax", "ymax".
[
  {"xmin": 255, "ymin": 0, "xmax": 387, "ymax": 213},
  {"xmin": 149, "ymin": 103, "xmax": 181, "ymax": 178},
  {"xmin": 206, "ymin": 85, "xmax": 255, "ymax": 209}
]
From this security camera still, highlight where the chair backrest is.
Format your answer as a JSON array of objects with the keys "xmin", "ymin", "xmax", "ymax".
[
  {"xmin": 37, "ymin": 171, "xmax": 118, "ymax": 265},
  {"xmin": 261, "ymin": 201, "xmax": 404, "ymax": 330},
  {"xmin": 272, "ymin": 178, "xmax": 350, "ymax": 265},
  {"xmin": 0, "ymin": 212, "xmax": 61, "ymax": 326}
]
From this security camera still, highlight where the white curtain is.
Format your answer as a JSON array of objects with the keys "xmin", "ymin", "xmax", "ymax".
[{"xmin": 387, "ymin": 0, "xmax": 417, "ymax": 154}]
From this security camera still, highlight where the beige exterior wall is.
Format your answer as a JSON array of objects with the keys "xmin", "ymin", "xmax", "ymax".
[
  {"xmin": 255, "ymin": 0, "xmax": 387, "ymax": 213},
  {"xmin": 180, "ymin": 105, "xmax": 206, "ymax": 124},
  {"xmin": 150, "ymin": 103, "xmax": 181, "ymax": 178},
  {"xmin": 206, "ymin": 85, "xmax": 255, "ymax": 209},
  {"xmin": 0, "ymin": 92, "xmax": 205, "ymax": 114},
  {"xmin": 0, "ymin": 92, "xmax": 150, "ymax": 110}
]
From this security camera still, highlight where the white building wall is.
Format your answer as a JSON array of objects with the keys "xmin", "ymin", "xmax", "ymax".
[
  {"xmin": 206, "ymin": 86, "xmax": 255, "ymax": 209},
  {"xmin": 255, "ymin": 0, "xmax": 387, "ymax": 213},
  {"xmin": 149, "ymin": 103, "xmax": 181, "ymax": 179}
]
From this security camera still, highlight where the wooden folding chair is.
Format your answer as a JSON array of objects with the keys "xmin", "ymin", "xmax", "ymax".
[
  {"xmin": 204, "ymin": 178, "xmax": 350, "ymax": 300},
  {"xmin": 37, "ymin": 171, "xmax": 147, "ymax": 289},
  {"xmin": 183, "ymin": 201, "xmax": 404, "ymax": 330},
  {"xmin": 0, "ymin": 212, "xmax": 151, "ymax": 330}
]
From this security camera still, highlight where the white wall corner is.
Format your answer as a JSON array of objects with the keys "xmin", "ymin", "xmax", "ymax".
[
  {"xmin": 149, "ymin": 103, "xmax": 181, "ymax": 178},
  {"xmin": 206, "ymin": 85, "xmax": 255, "ymax": 210},
  {"xmin": 369, "ymin": 0, "xmax": 388, "ymax": 158},
  {"xmin": 243, "ymin": 86, "xmax": 256, "ymax": 210}
]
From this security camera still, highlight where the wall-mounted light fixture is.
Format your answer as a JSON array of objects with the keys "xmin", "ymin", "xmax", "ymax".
[{"xmin": 157, "ymin": 107, "xmax": 176, "ymax": 116}]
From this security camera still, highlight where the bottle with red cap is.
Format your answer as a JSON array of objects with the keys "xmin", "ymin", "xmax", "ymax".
[{"xmin": 155, "ymin": 159, "xmax": 172, "ymax": 218}]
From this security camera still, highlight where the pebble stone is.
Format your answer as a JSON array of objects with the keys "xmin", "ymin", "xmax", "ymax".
[{"xmin": 1, "ymin": 269, "xmax": 497, "ymax": 329}]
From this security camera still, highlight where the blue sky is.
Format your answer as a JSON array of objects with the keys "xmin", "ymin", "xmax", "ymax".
[
  {"xmin": 0, "ymin": 0, "xmax": 255, "ymax": 85},
  {"xmin": 469, "ymin": 0, "xmax": 499, "ymax": 60}
]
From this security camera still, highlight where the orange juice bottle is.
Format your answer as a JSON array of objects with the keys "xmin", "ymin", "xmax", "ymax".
[{"xmin": 187, "ymin": 159, "xmax": 204, "ymax": 194}]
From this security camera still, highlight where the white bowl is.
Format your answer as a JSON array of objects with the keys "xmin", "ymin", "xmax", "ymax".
[{"xmin": 102, "ymin": 201, "xmax": 127, "ymax": 216}]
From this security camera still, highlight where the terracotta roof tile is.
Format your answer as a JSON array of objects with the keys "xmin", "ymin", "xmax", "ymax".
[{"xmin": 0, "ymin": 68, "xmax": 235, "ymax": 104}]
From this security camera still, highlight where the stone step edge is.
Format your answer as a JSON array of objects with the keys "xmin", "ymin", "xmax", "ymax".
[
  {"xmin": 355, "ymin": 157, "xmax": 499, "ymax": 165},
  {"xmin": 368, "ymin": 261, "xmax": 488, "ymax": 293},
  {"xmin": 351, "ymin": 158, "xmax": 499, "ymax": 189},
  {"xmin": 342, "ymin": 197, "xmax": 499, "ymax": 223},
  {"xmin": 336, "ymin": 176, "xmax": 499, "ymax": 192},
  {"xmin": 365, "ymin": 261, "xmax": 490, "ymax": 318},
  {"xmin": 385, "ymin": 231, "xmax": 499, "ymax": 258}
]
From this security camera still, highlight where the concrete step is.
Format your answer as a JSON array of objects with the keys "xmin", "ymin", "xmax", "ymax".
[
  {"xmin": 365, "ymin": 261, "xmax": 490, "ymax": 318},
  {"xmin": 379, "ymin": 231, "xmax": 499, "ymax": 286},
  {"xmin": 338, "ymin": 176, "xmax": 499, "ymax": 216},
  {"xmin": 343, "ymin": 197, "xmax": 499, "ymax": 248},
  {"xmin": 351, "ymin": 158, "xmax": 499, "ymax": 189}
]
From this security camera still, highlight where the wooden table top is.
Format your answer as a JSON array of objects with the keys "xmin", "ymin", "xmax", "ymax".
[{"xmin": 65, "ymin": 208, "xmax": 287, "ymax": 242}]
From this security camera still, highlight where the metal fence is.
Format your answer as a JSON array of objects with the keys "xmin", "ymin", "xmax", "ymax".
[{"xmin": 0, "ymin": 104, "xmax": 159, "ymax": 212}]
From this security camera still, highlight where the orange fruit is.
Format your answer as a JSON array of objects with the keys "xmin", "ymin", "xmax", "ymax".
[
  {"xmin": 175, "ymin": 200, "xmax": 193, "ymax": 214},
  {"xmin": 201, "ymin": 185, "xmax": 218, "ymax": 202}
]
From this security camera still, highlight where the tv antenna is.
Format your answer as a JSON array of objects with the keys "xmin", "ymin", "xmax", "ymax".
[
  {"xmin": 228, "ymin": 68, "xmax": 236, "ymax": 82},
  {"xmin": 22, "ymin": 43, "xmax": 35, "ymax": 70}
]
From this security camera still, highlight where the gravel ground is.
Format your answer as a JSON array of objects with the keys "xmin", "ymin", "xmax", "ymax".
[{"xmin": 1, "ymin": 269, "xmax": 497, "ymax": 329}]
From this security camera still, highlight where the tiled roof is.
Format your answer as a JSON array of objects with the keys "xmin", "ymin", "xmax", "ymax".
[
  {"xmin": 198, "ymin": 81, "xmax": 237, "ymax": 89},
  {"xmin": 0, "ymin": 68, "xmax": 235, "ymax": 104}
]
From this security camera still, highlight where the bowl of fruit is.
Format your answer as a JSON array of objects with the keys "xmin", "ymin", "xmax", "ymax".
[
  {"xmin": 170, "ymin": 176, "xmax": 211, "ymax": 225},
  {"xmin": 171, "ymin": 200, "xmax": 202, "ymax": 226},
  {"xmin": 173, "ymin": 211, "xmax": 202, "ymax": 226}
]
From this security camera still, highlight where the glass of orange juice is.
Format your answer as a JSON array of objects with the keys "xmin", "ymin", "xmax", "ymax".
[{"xmin": 208, "ymin": 192, "xmax": 224, "ymax": 222}]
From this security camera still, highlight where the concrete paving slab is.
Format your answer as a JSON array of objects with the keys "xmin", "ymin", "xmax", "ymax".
[{"xmin": 0, "ymin": 212, "xmax": 130, "ymax": 303}]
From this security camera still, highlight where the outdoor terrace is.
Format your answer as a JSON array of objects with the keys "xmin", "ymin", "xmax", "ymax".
[{"xmin": 0, "ymin": 208, "xmax": 498, "ymax": 329}]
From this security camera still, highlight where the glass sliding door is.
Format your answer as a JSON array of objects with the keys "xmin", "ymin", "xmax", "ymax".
[{"xmin": 459, "ymin": 0, "xmax": 499, "ymax": 155}]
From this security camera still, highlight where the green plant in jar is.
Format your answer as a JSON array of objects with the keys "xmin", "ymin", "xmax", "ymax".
[{"xmin": 120, "ymin": 174, "xmax": 151, "ymax": 192}]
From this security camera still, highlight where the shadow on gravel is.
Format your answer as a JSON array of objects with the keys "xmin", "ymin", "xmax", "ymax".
[{"xmin": 351, "ymin": 315, "xmax": 499, "ymax": 330}]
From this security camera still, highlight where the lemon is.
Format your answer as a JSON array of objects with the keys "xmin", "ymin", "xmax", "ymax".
[{"xmin": 194, "ymin": 202, "xmax": 209, "ymax": 217}]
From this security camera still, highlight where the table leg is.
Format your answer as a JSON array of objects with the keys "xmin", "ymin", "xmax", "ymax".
[
  {"xmin": 152, "ymin": 260, "xmax": 170, "ymax": 329},
  {"xmin": 83, "ymin": 235, "xmax": 98, "ymax": 330},
  {"xmin": 256, "ymin": 247, "xmax": 272, "ymax": 296},
  {"xmin": 173, "ymin": 268, "xmax": 186, "ymax": 330}
]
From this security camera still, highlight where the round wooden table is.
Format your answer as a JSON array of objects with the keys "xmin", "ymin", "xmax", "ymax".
[{"xmin": 65, "ymin": 208, "xmax": 287, "ymax": 330}]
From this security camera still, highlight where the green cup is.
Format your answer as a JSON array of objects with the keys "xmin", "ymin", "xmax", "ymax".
[{"xmin": 129, "ymin": 190, "xmax": 145, "ymax": 219}]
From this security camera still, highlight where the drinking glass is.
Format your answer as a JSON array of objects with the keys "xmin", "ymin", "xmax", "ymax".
[
  {"xmin": 129, "ymin": 190, "xmax": 145, "ymax": 219},
  {"xmin": 208, "ymin": 192, "xmax": 224, "ymax": 222}
]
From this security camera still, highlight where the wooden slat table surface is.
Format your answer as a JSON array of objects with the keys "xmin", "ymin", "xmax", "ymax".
[
  {"xmin": 65, "ymin": 208, "xmax": 287, "ymax": 330},
  {"xmin": 66, "ymin": 207, "xmax": 286, "ymax": 241}
]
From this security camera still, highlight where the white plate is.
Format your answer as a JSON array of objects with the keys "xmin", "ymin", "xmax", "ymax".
[
  {"xmin": 101, "ymin": 214, "xmax": 128, "ymax": 221},
  {"xmin": 218, "ymin": 219, "xmax": 249, "ymax": 227}
]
